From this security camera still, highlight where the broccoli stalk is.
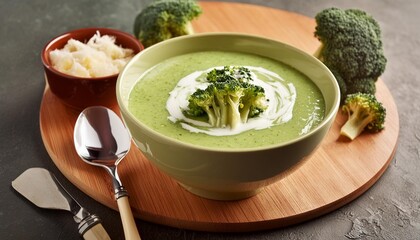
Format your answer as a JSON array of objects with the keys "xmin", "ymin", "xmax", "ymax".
[
  {"xmin": 185, "ymin": 66, "xmax": 267, "ymax": 129},
  {"xmin": 212, "ymin": 87, "xmax": 227, "ymax": 127},
  {"xmin": 314, "ymin": 7, "xmax": 387, "ymax": 100},
  {"xmin": 340, "ymin": 93, "xmax": 386, "ymax": 140},
  {"xmin": 133, "ymin": 0, "xmax": 202, "ymax": 48},
  {"xmin": 225, "ymin": 82, "xmax": 244, "ymax": 130}
]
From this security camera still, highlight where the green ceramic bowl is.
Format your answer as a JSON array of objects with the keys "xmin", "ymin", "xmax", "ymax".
[{"xmin": 117, "ymin": 33, "xmax": 340, "ymax": 200}]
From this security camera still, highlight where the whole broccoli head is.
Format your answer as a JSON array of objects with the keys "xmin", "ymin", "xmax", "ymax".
[
  {"xmin": 314, "ymin": 8, "xmax": 387, "ymax": 100},
  {"xmin": 134, "ymin": 0, "xmax": 202, "ymax": 48},
  {"xmin": 185, "ymin": 66, "xmax": 268, "ymax": 129},
  {"xmin": 340, "ymin": 93, "xmax": 386, "ymax": 140}
]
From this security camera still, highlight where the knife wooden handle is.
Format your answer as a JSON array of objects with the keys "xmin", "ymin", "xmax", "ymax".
[
  {"xmin": 82, "ymin": 223, "xmax": 111, "ymax": 240},
  {"xmin": 117, "ymin": 195, "xmax": 141, "ymax": 240},
  {"xmin": 78, "ymin": 214, "xmax": 111, "ymax": 240}
]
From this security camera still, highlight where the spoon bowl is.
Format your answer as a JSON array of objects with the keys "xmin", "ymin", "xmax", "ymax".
[
  {"xmin": 74, "ymin": 106, "xmax": 131, "ymax": 168},
  {"xmin": 74, "ymin": 106, "xmax": 141, "ymax": 240}
]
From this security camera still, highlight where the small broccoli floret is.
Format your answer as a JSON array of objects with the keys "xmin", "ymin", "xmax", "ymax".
[
  {"xmin": 185, "ymin": 66, "xmax": 268, "ymax": 129},
  {"xmin": 186, "ymin": 88, "xmax": 218, "ymax": 126},
  {"xmin": 133, "ymin": 0, "xmax": 202, "ymax": 48},
  {"xmin": 314, "ymin": 8, "xmax": 387, "ymax": 100},
  {"xmin": 340, "ymin": 93, "xmax": 386, "ymax": 140},
  {"xmin": 240, "ymin": 83, "xmax": 267, "ymax": 122}
]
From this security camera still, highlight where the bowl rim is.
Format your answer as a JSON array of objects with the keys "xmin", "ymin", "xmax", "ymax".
[
  {"xmin": 117, "ymin": 32, "xmax": 340, "ymax": 153},
  {"xmin": 41, "ymin": 27, "xmax": 143, "ymax": 81}
]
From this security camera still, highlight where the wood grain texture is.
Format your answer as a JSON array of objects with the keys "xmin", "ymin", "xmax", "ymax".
[{"xmin": 39, "ymin": 2, "xmax": 399, "ymax": 232}]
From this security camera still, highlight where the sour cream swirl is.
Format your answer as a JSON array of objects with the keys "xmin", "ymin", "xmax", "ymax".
[{"xmin": 166, "ymin": 66, "xmax": 296, "ymax": 136}]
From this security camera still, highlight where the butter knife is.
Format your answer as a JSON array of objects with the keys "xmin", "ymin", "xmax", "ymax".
[{"xmin": 12, "ymin": 168, "xmax": 111, "ymax": 240}]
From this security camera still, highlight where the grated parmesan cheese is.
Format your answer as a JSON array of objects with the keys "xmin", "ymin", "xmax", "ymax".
[{"xmin": 49, "ymin": 31, "xmax": 134, "ymax": 78}]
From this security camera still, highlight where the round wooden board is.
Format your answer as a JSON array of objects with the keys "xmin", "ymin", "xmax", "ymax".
[{"xmin": 39, "ymin": 2, "xmax": 399, "ymax": 232}]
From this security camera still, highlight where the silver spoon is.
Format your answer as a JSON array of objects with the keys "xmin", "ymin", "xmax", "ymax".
[{"xmin": 74, "ymin": 106, "xmax": 141, "ymax": 240}]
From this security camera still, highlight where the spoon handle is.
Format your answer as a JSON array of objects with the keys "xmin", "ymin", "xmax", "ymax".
[{"xmin": 117, "ymin": 196, "xmax": 141, "ymax": 240}]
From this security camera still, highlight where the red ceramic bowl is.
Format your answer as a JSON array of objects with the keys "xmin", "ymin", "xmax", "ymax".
[{"xmin": 41, "ymin": 28, "xmax": 143, "ymax": 110}]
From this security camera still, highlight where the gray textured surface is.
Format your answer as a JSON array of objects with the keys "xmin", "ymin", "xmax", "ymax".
[{"xmin": 1, "ymin": 0, "xmax": 419, "ymax": 239}]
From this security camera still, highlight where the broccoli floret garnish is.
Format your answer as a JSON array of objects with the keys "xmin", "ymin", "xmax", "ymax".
[
  {"xmin": 340, "ymin": 93, "xmax": 386, "ymax": 140},
  {"xmin": 314, "ymin": 8, "xmax": 387, "ymax": 102},
  {"xmin": 133, "ymin": 0, "xmax": 202, "ymax": 48},
  {"xmin": 185, "ymin": 66, "xmax": 268, "ymax": 129},
  {"xmin": 187, "ymin": 88, "xmax": 218, "ymax": 126},
  {"xmin": 240, "ymin": 83, "xmax": 267, "ymax": 122}
]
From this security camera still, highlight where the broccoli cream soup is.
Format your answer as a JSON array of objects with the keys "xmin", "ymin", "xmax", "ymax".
[{"xmin": 129, "ymin": 51, "xmax": 325, "ymax": 148}]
